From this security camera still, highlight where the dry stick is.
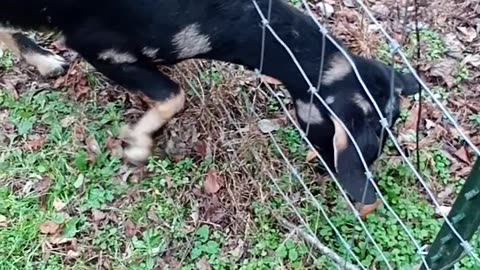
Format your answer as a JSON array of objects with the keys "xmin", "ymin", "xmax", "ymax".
[{"xmin": 276, "ymin": 217, "xmax": 360, "ymax": 270}]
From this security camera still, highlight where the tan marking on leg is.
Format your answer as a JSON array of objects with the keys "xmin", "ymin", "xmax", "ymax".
[
  {"xmin": 331, "ymin": 117, "xmax": 348, "ymax": 172},
  {"xmin": 123, "ymin": 90, "xmax": 186, "ymax": 164}
]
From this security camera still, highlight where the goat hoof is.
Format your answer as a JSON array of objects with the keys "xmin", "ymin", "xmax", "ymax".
[
  {"xmin": 120, "ymin": 125, "xmax": 153, "ymax": 165},
  {"xmin": 356, "ymin": 199, "xmax": 383, "ymax": 220},
  {"xmin": 34, "ymin": 53, "xmax": 69, "ymax": 78},
  {"xmin": 124, "ymin": 145, "xmax": 151, "ymax": 165}
]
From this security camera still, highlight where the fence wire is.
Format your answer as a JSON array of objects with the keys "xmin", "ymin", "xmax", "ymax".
[{"xmin": 246, "ymin": 0, "xmax": 480, "ymax": 268}]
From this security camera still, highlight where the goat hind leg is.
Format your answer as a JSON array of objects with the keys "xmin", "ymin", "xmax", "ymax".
[{"xmin": 0, "ymin": 32, "xmax": 68, "ymax": 77}]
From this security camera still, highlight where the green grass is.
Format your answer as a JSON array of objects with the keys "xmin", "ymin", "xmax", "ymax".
[{"xmin": 377, "ymin": 29, "xmax": 447, "ymax": 65}]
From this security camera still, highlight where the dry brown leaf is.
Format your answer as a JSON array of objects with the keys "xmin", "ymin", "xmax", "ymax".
[
  {"xmin": 196, "ymin": 258, "xmax": 213, "ymax": 270},
  {"xmin": 26, "ymin": 136, "xmax": 47, "ymax": 151},
  {"xmin": 51, "ymin": 38, "xmax": 69, "ymax": 52},
  {"xmin": 73, "ymin": 125, "xmax": 86, "ymax": 141},
  {"xmin": 463, "ymin": 54, "xmax": 480, "ymax": 67},
  {"xmin": 457, "ymin": 26, "xmax": 477, "ymax": 43},
  {"xmin": 370, "ymin": 4, "xmax": 389, "ymax": 19},
  {"xmin": 204, "ymin": 170, "xmax": 224, "ymax": 194},
  {"xmin": 260, "ymin": 75, "xmax": 282, "ymax": 85},
  {"xmin": 228, "ymin": 239, "xmax": 246, "ymax": 261},
  {"xmin": 425, "ymin": 119, "xmax": 436, "ymax": 130},
  {"xmin": 203, "ymin": 195, "xmax": 225, "ymax": 223},
  {"xmin": 91, "ymin": 209, "xmax": 107, "ymax": 222},
  {"xmin": 125, "ymin": 219, "xmax": 138, "ymax": 237},
  {"xmin": 53, "ymin": 76, "xmax": 66, "ymax": 89},
  {"xmin": 164, "ymin": 175, "xmax": 174, "ymax": 189},
  {"xmin": 306, "ymin": 150, "xmax": 318, "ymax": 163},
  {"xmin": 342, "ymin": 0, "xmax": 355, "ymax": 8},
  {"xmin": 106, "ymin": 137, "xmax": 123, "ymax": 158},
  {"xmin": 53, "ymin": 198, "xmax": 67, "ymax": 211},
  {"xmin": 34, "ymin": 177, "xmax": 51, "ymax": 194},
  {"xmin": 1, "ymin": 74, "xmax": 28, "ymax": 97},
  {"xmin": 194, "ymin": 141, "xmax": 209, "ymax": 158},
  {"xmin": 430, "ymin": 58, "xmax": 457, "ymax": 88},
  {"xmin": 74, "ymin": 81, "xmax": 90, "ymax": 100},
  {"xmin": 39, "ymin": 221, "xmax": 61, "ymax": 235},
  {"xmin": 86, "ymin": 135, "xmax": 101, "ymax": 155},
  {"xmin": 258, "ymin": 119, "xmax": 280, "ymax": 134},
  {"xmin": 454, "ymin": 146, "xmax": 471, "ymax": 164},
  {"xmin": 404, "ymin": 105, "xmax": 419, "ymax": 130},
  {"xmin": 438, "ymin": 186, "xmax": 454, "ymax": 201},
  {"xmin": 147, "ymin": 207, "xmax": 160, "ymax": 223},
  {"xmin": 60, "ymin": 116, "xmax": 76, "ymax": 128},
  {"xmin": 443, "ymin": 33, "xmax": 464, "ymax": 59},
  {"xmin": 66, "ymin": 250, "xmax": 81, "ymax": 259}
]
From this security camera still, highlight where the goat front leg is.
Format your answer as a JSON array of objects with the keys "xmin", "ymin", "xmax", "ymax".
[
  {"xmin": 0, "ymin": 32, "xmax": 68, "ymax": 77},
  {"xmin": 82, "ymin": 56, "xmax": 185, "ymax": 165},
  {"xmin": 121, "ymin": 90, "xmax": 185, "ymax": 164}
]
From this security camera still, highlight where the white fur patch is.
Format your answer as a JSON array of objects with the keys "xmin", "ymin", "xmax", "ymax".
[
  {"xmin": 23, "ymin": 52, "xmax": 67, "ymax": 77},
  {"xmin": 322, "ymin": 53, "xmax": 352, "ymax": 85},
  {"xmin": 98, "ymin": 49, "xmax": 137, "ymax": 64},
  {"xmin": 172, "ymin": 23, "xmax": 211, "ymax": 59},
  {"xmin": 0, "ymin": 23, "xmax": 22, "ymax": 33},
  {"xmin": 141, "ymin": 47, "xmax": 159, "ymax": 58},
  {"xmin": 296, "ymin": 100, "xmax": 324, "ymax": 124},
  {"xmin": 325, "ymin": 96, "xmax": 335, "ymax": 104},
  {"xmin": 352, "ymin": 93, "xmax": 372, "ymax": 115}
]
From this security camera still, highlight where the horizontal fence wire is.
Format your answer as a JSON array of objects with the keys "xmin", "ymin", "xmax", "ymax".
[{"xmin": 250, "ymin": 0, "xmax": 480, "ymax": 268}]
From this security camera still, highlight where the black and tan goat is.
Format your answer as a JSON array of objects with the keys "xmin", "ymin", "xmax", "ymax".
[{"xmin": 0, "ymin": 0, "xmax": 419, "ymax": 212}]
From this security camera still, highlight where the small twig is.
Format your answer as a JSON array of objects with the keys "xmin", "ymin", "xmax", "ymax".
[{"xmin": 277, "ymin": 217, "xmax": 360, "ymax": 270}]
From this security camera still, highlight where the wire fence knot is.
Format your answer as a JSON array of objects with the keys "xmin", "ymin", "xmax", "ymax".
[
  {"xmin": 261, "ymin": 18, "xmax": 269, "ymax": 26},
  {"xmin": 318, "ymin": 27, "xmax": 329, "ymax": 36},
  {"xmin": 364, "ymin": 171, "xmax": 374, "ymax": 180},
  {"xmin": 389, "ymin": 40, "xmax": 401, "ymax": 54},
  {"xmin": 461, "ymin": 241, "xmax": 474, "ymax": 253},
  {"xmin": 418, "ymin": 245, "xmax": 430, "ymax": 256},
  {"xmin": 379, "ymin": 118, "xmax": 389, "ymax": 128}
]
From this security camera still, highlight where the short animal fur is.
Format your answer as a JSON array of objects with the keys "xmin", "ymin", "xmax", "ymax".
[{"xmin": 0, "ymin": 0, "xmax": 419, "ymax": 207}]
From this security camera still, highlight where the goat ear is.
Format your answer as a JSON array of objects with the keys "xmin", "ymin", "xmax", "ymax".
[
  {"xmin": 398, "ymin": 71, "xmax": 420, "ymax": 96},
  {"xmin": 331, "ymin": 116, "xmax": 377, "ymax": 205},
  {"xmin": 332, "ymin": 117, "xmax": 348, "ymax": 172}
]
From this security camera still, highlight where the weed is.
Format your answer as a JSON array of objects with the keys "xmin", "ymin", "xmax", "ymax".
[
  {"xmin": 469, "ymin": 114, "xmax": 480, "ymax": 126},
  {"xmin": 0, "ymin": 50, "xmax": 15, "ymax": 70},
  {"xmin": 377, "ymin": 30, "xmax": 447, "ymax": 64}
]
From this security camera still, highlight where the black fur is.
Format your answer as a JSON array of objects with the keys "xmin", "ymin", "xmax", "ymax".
[{"xmin": 1, "ymin": 0, "xmax": 419, "ymax": 205}]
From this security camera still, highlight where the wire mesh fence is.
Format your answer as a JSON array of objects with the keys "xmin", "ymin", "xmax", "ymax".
[{"xmin": 190, "ymin": 0, "xmax": 480, "ymax": 269}]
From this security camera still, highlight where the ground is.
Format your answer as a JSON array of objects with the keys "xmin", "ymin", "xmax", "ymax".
[{"xmin": 1, "ymin": 0, "xmax": 480, "ymax": 270}]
